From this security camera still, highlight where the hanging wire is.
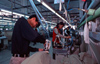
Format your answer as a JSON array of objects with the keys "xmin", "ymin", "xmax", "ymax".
[
  {"xmin": 67, "ymin": 0, "xmax": 70, "ymax": 10},
  {"xmin": 28, "ymin": 0, "xmax": 48, "ymax": 29},
  {"xmin": 29, "ymin": 0, "xmax": 50, "ymax": 38}
]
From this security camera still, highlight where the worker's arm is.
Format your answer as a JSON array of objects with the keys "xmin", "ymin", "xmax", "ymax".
[
  {"xmin": 20, "ymin": 19, "xmax": 46, "ymax": 44},
  {"xmin": 29, "ymin": 46, "xmax": 38, "ymax": 52},
  {"xmin": 33, "ymin": 34, "xmax": 46, "ymax": 44},
  {"xmin": 54, "ymin": 28, "xmax": 70, "ymax": 38}
]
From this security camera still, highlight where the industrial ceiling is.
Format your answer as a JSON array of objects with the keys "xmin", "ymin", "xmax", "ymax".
[{"xmin": 0, "ymin": 0, "xmax": 100, "ymax": 25}]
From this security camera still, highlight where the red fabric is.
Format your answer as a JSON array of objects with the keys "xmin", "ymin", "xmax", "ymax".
[
  {"xmin": 52, "ymin": 27, "xmax": 61, "ymax": 43},
  {"xmin": 82, "ymin": 0, "xmax": 86, "ymax": 2}
]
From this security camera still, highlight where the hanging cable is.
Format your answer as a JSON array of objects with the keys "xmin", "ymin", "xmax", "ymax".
[
  {"xmin": 67, "ymin": 0, "xmax": 70, "ymax": 10},
  {"xmin": 29, "ymin": 0, "xmax": 50, "ymax": 38}
]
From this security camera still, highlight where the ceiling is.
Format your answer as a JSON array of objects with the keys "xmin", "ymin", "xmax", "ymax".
[
  {"xmin": 0, "ymin": 0, "xmax": 79, "ymax": 23},
  {"xmin": 0, "ymin": 0, "xmax": 100, "ymax": 25},
  {"xmin": 29, "ymin": 0, "xmax": 79, "ymax": 23}
]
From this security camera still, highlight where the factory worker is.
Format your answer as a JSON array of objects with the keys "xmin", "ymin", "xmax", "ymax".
[{"xmin": 9, "ymin": 15, "xmax": 47, "ymax": 64}]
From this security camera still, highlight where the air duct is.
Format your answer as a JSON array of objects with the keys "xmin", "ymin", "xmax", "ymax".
[
  {"xmin": 78, "ymin": 7, "xmax": 100, "ymax": 29},
  {"xmin": 80, "ymin": 0, "xmax": 100, "ymax": 22}
]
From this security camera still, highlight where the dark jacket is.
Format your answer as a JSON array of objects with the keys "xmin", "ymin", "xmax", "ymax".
[{"xmin": 11, "ymin": 17, "xmax": 45, "ymax": 55}]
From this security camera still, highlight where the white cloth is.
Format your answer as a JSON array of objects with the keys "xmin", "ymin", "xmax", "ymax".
[
  {"xmin": 89, "ymin": 22, "xmax": 92, "ymax": 30},
  {"xmin": 54, "ymin": 28, "xmax": 66, "ymax": 38},
  {"xmin": 63, "ymin": 9, "xmax": 68, "ymax": 18},
  {"xmin": 84, "ymin": 23, "xmax": 89, "ymax": 44},
  {"xmin": 45, "ymin": 39, "xmax": 51, "ymax": 50},
  {"xmin": 21, "ymin": 51, "xmax": 51, "ymax": 64},
  {"xmin": 59, "ymin": 0, "xmax": 62, "ymax": 11}
]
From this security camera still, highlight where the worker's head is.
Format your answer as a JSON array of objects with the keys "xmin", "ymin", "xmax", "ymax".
[
  {"xmin": 28, "ymin": 15, "xmax": 40, "ymax": 28},
  {"xmin": 67, "ymin": 26, "xmax": 70, "ymax": 30},
  {"xmin": 56, "ymin": 22, "xmax": 65, "ymax": 29}
]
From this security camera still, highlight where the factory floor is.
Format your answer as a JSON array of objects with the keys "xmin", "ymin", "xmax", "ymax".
[
  {"xmin": 0, "ymin": 37, "xmax": 65, "ymax": 64},
  {"xmin": 0, "ymin": 49, "xmax": 11, "ymax": 64},
  {"xmin": 0, "ymin": 37, "xmax": 80, "ymax": 64},
  {"xmin": 0, "ymin": 42, "xmax": 43, "ymax": 64},
  {"xmin": 0, "ymin": 44, "xmax": 66, "ymax": 64}
]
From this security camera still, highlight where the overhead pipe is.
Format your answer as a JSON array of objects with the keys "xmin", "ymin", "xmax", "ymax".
[
  {"xmin": 37, "ymin": 0, "xmax": 72, "ymax": 26},
  {"xmin": 67, "ymin": 0, "xmax": 70, "ymax": 10},
  {"xmin": 29, "ymin": 0, "xmax": 50, "ymax": 38},
  {"xmin": 29, "ymin": 0, "xmax": 49, "ymax": 34},
  {"xmin": 80, "ymin": 0, "xmax": 100, "ymax": 23},
  {"xmin": 80, "ymin": 0, "xmax": 95, "ymax": 22},
  {"xmin": 77, "ymin": 7, "xmax": 100, "ymax": 29},
  {"xmin": 28, "ymin": 0, "xmax": 48, "ymax": 28}
]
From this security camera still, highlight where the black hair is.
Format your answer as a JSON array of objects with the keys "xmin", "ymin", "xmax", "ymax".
[
  {"xmin": 29, "ymin": 15, "xmax": 38, "ymax": 21},
  {"xmin": 29, "ymin": 15, "xmax": 40, "ymax": 27},
  {"xmin": 56, "ymin": 22, "xmax": 65, "ymax": 28},
  {"xmin": 36, "ymin": 22, "xmax": 40, "ymax": 28}
]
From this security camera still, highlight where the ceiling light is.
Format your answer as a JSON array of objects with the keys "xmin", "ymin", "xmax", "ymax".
[
  {"xmin": 42, "ymin": 2, "xmax": 56, "ymax": 13},
  {"xmin": 1, "ymin": 9, "xmax": 29, "ymax": 17},
  {"xmin": 37, "ymin": 0, "xmax": 71, "ymax": 26},
  {"xmin": 41, "ymin": 20, "xmax": 56, "ymax": 24}
]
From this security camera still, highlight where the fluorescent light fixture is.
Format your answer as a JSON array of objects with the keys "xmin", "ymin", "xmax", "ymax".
[
  {"xmin": 1, "ymin": 9, "xmax": 12, "ymax": 14},
  {"xmin": 0, "ymin": 20, "xmax": 12, "ymax": 22},
  {"xmin": 13, "ymin": 12, "xmax": 24, "ymax": 17},
  {"xmin": 41, "ymin": 20, "xmax": 56, "ymax": 24},
  {"xmin": 42, "ymin": 2, "xmax": 56, "ymax": 13},
  {"xmin": 37, "ymin": 0, "xmax": 71, "ymax": 26},
  {"xmin": 1, "ymin": 9, "xmax": 29, "ymax": 17},
  {"xmin": 55, "ymin": 13, "xmax": 62, "ymax": 19},
  {"xmin": 25, "ymin": 16, "xmax": 29, "ymax": 18},
  {"xmin": 37, "ymin": 0, "xmax": 41, "ymax": 2}
]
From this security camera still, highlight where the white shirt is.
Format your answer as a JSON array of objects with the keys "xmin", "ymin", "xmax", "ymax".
[{"xmin": 54, "ymin": 28, "xmax": 66, "ymax": 38}]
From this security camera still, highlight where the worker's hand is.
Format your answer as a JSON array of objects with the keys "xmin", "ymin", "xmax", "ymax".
[
  {"xmin": 45, "ymin": 39, "xmax": 51, "ymax": 50},
  {"xmin": 38, "ymin": 48, "xmax": 44, "ymax": 51},
  {"xmin": 78, "ymin": 8, "xmax": 88, "ymax": 13},
  {"xmin": 84, "ymin": 10, "xmax": 88, "ymax": 13},
  {"xmin": 66, "ymin": 36, "xmax": 71, "ymax": 38}
]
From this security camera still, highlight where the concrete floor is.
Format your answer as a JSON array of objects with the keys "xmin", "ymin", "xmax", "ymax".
[
  {"xmin": 0, "ymin": 39, "xmax": 67, "ymax": 64},
  {"xmin": 0, "ymin": 38, "xmax": 79, "ymax": 64},
  {"xmin": 0, "ymin": 48, "xmax": 66, "ymax": 64},
  {"xmin": 0, "ymin": 49, "xmax": 11, "ymax": 64},
  {"xmin": 0, "ymin": 42, "xmax": 44, "ymax": 64},
  {"xmin": 0, "ymin": 38, "xmax": 52, "ymax": 64}
]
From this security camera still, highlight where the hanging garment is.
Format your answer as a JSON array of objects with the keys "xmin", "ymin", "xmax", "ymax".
[
  {"xmin": 59, "ymin": 0, "xmax": 62, "ymax": 11},
  {"xmin": 89, "ymin": 22, "xmax": 92, "ymax": 30},
  {"xmin": 84, "ymin": 23, "xmax": 89, "ymax": 44},
  {"xmin": 63, "ymin": 9, "xmax": 68, "ymax": 18}
]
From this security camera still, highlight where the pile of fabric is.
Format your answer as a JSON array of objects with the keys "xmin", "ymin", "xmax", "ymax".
[
  {"xmin": 21, "ymin": 51, "xmax": 97, "ymax": 64},
  {"xmin": 21, "ymin": 51, "xmax": 51, "ymax": 64},
  {"xmin": 61, "ymin": 52, "xmax": 98, "ymax": 64}
]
